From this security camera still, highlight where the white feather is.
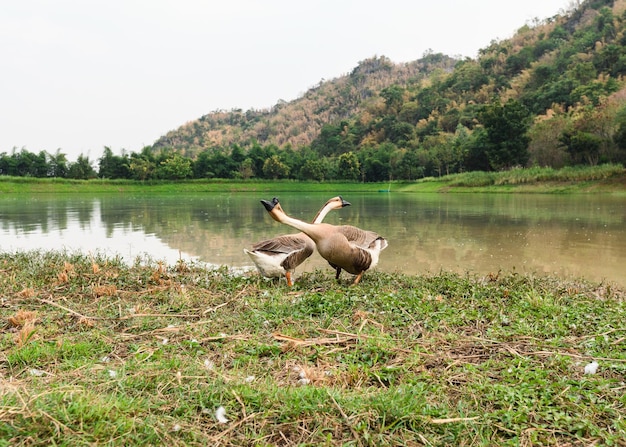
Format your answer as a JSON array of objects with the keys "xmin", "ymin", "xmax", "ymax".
[
  {"xmin": 244, "ymin": 249, "xmax": 289, "ymax": 278},
  {"xmin": 215, "ymin": 406, "xmax": 229, "ymax": 424},
  {"xmin": 584, "ymin": 361, "xmax": 599, "ymax": 375}
]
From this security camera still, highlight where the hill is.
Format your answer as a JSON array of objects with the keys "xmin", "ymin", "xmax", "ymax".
[
  {"xmin": 151, "ymin": 54, "xmax": 458, "ymax": 154},
  {"xmin": 148, "ymin": 0, "xmax": 626, "ymax": 180}
]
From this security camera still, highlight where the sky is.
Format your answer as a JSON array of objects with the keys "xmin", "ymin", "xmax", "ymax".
[{"xmin": 1, "ymin": 0, "xmax": 572, "ymax": 162}]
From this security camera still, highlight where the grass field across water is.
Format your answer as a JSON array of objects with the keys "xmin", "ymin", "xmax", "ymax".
[{"xmin": 1, "ymin": 251, "xmax": 625, "ymax": 446}]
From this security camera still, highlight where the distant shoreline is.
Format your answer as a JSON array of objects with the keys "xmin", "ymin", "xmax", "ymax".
[{"xmin": 1, "ymin": 164, "xmax": 624, "ymax": 195}]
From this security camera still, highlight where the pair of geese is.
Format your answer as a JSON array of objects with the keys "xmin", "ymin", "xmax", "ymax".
[{"xmin": 244, "ymin": 196, "xmax": 388, "ymax": 285}]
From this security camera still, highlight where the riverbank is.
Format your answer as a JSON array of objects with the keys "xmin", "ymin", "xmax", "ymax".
[
  {"xmin": 1, "ymin": 250, "xmax": 625, "ymax": 445},
  {"xmin": 1, "ymin": 164, "xmax": 625, "ymax": 194}
]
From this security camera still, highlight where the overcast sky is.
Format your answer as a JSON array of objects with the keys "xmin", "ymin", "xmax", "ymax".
[{"xmin": 1, "ymin": 0, "xmax": 571, "ymax": 161}]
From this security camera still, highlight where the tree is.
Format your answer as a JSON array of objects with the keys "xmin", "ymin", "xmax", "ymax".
[
  {"xmin": 560, "ymin": 130, "xmax": 602, "ymax": 166},
  {"xmin": 98, "ymin": 147, "xmax": 130, "ymax": 178},
  {"xmin": 445, "ymin": 59, "xmax": 488, "ymax": 93},
  {"xmin": 157, "ymin": 154, "xmax": 192, "ymax": 180},
  {"xmin": 392, "ymin": 149, "xmax": 421, "ymax": 180},
  {"xmin": 248, "ymin": 143, "xmax": 275, "ymax": 177},
  {"xmin": 67, "ymin": 154, "xmax": 97, "ymax": 179},
  {"xmin": 262, "ymin": 155, "xmax": 290, "ymax": 179},
  {"xmin": 193, "ymin": 150, "xmax": 213, "ymax": 178},
  {"xmin": 230, "ymin": 145, "xmax": 246, "ymax": 164},
  {"xmin": 0, "ymin": 152, "xmax": 10, "ymax": 175},
  {"xmin": 311, "ymin": 124, "xmax": 342, "ymax": 156},
  {"xmin": 32, "ymin": 151, "xmax": 49, "ymax": 177},
  {"xmin": 129, "ymin": 156, "xmax": 156, "ymax": 180},
  {"xmin": 560, "ymin": 99, "xmax": 620, "ymax": 166},
  {"xmin": 337, "ymin": 152, "xmax": 361, "ymax": 181},
  {"xmin": 238, "ymin": 158, "xmax": 255, "ymax": 180},
  {"xmin": 528, "ymin": 112, "xmax": 570, "ymax": 168},
  {"xmin": 11, "ymin": 148, "xmax": 35, "ymax": 176},
  {"xmin": 478, "ymin": 100, "xmax": 531, "ymax": 170},
  {"xmin": 423, "ymin": 134, "xmax": 459, "ymax": 176},
  {"xmin": 299, "ymin": 158, "xmax": 326, "ymax": 181},
  {"xmin": 463, "ymin": 127, "xmax": 492, "ymax": 172},
  {"xmin": 48, "ymin": 149, "xmax": 68, "ymax": 177},
  {"xmin": 613, "ymin": 106, "xmax": 626, "ymax": 152},
  {"xmin": 380, "ymin": 85, "xmax": 404, "ymax": 112}
]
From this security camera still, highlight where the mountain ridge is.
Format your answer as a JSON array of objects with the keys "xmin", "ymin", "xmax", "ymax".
[{"xmin": 152, "ymin": 54, "xmax": 458, "ymax": 154}]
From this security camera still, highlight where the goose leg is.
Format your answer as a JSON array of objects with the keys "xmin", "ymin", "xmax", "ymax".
[
  {"xmin": 335, "ymin": 267, "xmax": 342, "ymax": 280},
  {"xmin": 285, "ymin": 271, "xmax": 293, "ymax": 287},
  {"xmin": 352, "ymin": 271, "xmax": 364, "ymax": 285}
]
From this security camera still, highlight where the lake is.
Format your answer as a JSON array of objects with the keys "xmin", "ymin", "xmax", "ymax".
[{"xmin": 1, "ymin": 192, "xmax": 625, "ymax": 287}]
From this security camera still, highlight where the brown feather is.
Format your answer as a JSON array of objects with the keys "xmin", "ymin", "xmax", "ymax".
[
  {"xmin": 281, "ymin": 243, "xmax": 315, "ymax": 270},
  {"xmin": 251, "ymin": 234, "xmax": 310, "ymax": 254},
  {"xmin": 336, "ymin": 225, "xmax": 382, "ymax": 248}
]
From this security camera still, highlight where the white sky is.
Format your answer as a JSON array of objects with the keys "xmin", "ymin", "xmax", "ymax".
[{"xmin": 1, "ymin": 0, "xmax": 571, "ymax": 162}]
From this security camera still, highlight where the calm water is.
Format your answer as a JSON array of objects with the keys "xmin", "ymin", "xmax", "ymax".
[{"xmin": 1, "ymin": 192, "xmax": 625, "ymax": 287}]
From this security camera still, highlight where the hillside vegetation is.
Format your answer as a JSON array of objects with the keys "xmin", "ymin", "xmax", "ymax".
[
  {"xmin": 152, "ymin": 54, "xmax": 457, "ymax": 154},
  {"xmin": 146, "ymin": 0, "xmax": 626, "ymax": 177},
  {"xmin": 2, "ymin": 0, "xmax": 626, "ymax": 183}
]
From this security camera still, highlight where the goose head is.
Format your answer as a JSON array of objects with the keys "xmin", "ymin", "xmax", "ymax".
[
  {"xmin": 261, "ymin": 197, "xmax": 280, "ymax": 212},
  {"xmin": 326, "ymin": 196, "xmax": 351, "ymax": 209},
  {"xmin": 261, "ymin": 196, "xmax": 350, "ymax": 223},
  {"xmin": 261, "ymin": 196, "xmax": 350, "ymax": 212},
  {"xmin": 260, "ymin": 197, "xmax": 285, "ymax": 223}
]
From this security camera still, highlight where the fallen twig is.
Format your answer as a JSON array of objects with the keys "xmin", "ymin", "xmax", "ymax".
[
  {"xmin": 203, "ymin": 284, "xmax": 251, "ymax": 316},
  {"xmin": 38, "ymin": 297, "xmax": 100, "ymax": 320},
  {"xmin": 429, "ymin": 416, "xmax": 480, "ymax": 424},
  {"xmin": 272, "ymin": 332, "xmax": 357, "ymax": 348},
  {"xmin": 37, "ymin": 298, "xmax": 199, "ymax": 320},
  {"xmin": 117, "ymin": 312, "xmax": 200, "ymax": 320},
  {"xmin": 203, "ymin": 301, "xmax": 231, "ymax": 315}
]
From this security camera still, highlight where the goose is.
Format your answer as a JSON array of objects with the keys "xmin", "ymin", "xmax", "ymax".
[
  {"xmin": 260, "ymin": 197, "xmax": 388, "ymax": 285},
  {"xmin": 244, "ymin": 196, "xmax": 351, "ymax": 286}
]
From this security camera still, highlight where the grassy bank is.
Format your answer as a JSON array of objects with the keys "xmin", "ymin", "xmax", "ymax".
[
  {"xmin": 1, "ymin": 164, "xmax": 625, "ymax": 194},
  {"xmin": 1, "ymin": 251, "xmax": 625, "ymax": 446},
  {"xmin": 403, "ymin": 163, "xmax": 626, "ymax": 194},
  {"xmin": 0, "ymin": 178, "xmax": 394, "ymax": 194}
]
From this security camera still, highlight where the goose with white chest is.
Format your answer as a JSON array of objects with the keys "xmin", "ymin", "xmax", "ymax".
[
  {"xmin": 244, "ymin": 196, "xmax": 351, "ymax": 286},
  {"xmin": 260, "ymin": 197, "xmax": 387, "ymax": 285}
]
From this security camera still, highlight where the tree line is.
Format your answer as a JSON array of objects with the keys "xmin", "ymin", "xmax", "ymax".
[{"xmin": 2, "ymin": 94, "xmax": 626, "ymax": 183}]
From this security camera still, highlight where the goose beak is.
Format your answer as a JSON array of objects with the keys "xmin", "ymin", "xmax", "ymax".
[
  {"xmin": 339, "ymin": 196, "xmax": 351, "ymax": 207},
  {"xmin": 260, "ymin": 199, "xmax": 277, "ymax": 212}
]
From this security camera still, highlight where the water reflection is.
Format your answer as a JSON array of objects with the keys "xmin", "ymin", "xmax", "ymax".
[{"xmin": 1, "ymin": 192, "xmax": 625, "ymax": 287}]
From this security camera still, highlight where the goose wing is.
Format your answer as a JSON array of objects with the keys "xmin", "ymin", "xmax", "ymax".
[
  {"xmin": 251, "ymin": 234, "xmax": 315, "ymax": 270},
  {"xmin": 251, "ymin": 234, "xmax": 306, "ymax": 254},
  {"xmin": 337, "ymin": 225, "xmax": 388, "ymax": 250}
]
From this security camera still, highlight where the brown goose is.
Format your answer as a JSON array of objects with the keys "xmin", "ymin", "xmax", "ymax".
[
  {"xmin": 244, "ymin": 196, "xmax": 351, "ymax": 286},
  {"xmin": 260, "ymin": 197, "xmax": 388, "ymax": 285}
]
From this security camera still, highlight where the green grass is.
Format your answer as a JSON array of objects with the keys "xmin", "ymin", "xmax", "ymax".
[
  {"xmin": 1, "ymin": 250, "xmax": 625, "ymax": 446},
  {"xmin": 411, "ymin": 163, "xmax": 626, "ymax": 193},
  {"xmin": 0, "ymin": 177, "xmax": 396, "ymax": 194}
]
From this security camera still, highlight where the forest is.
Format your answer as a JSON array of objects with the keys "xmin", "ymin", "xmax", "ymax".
[{"xmin": 2, "ymin": 0, "xmax": 626, "ymax": 182}]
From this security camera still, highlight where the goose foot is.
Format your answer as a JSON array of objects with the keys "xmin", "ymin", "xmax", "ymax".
[
  {"xmin": 352, "ymin": 272, "xmax": 364, "ymax": 285},
  {"xmin": 285, "ymin": 271, "xmax": 293, "ymax": 287}
]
